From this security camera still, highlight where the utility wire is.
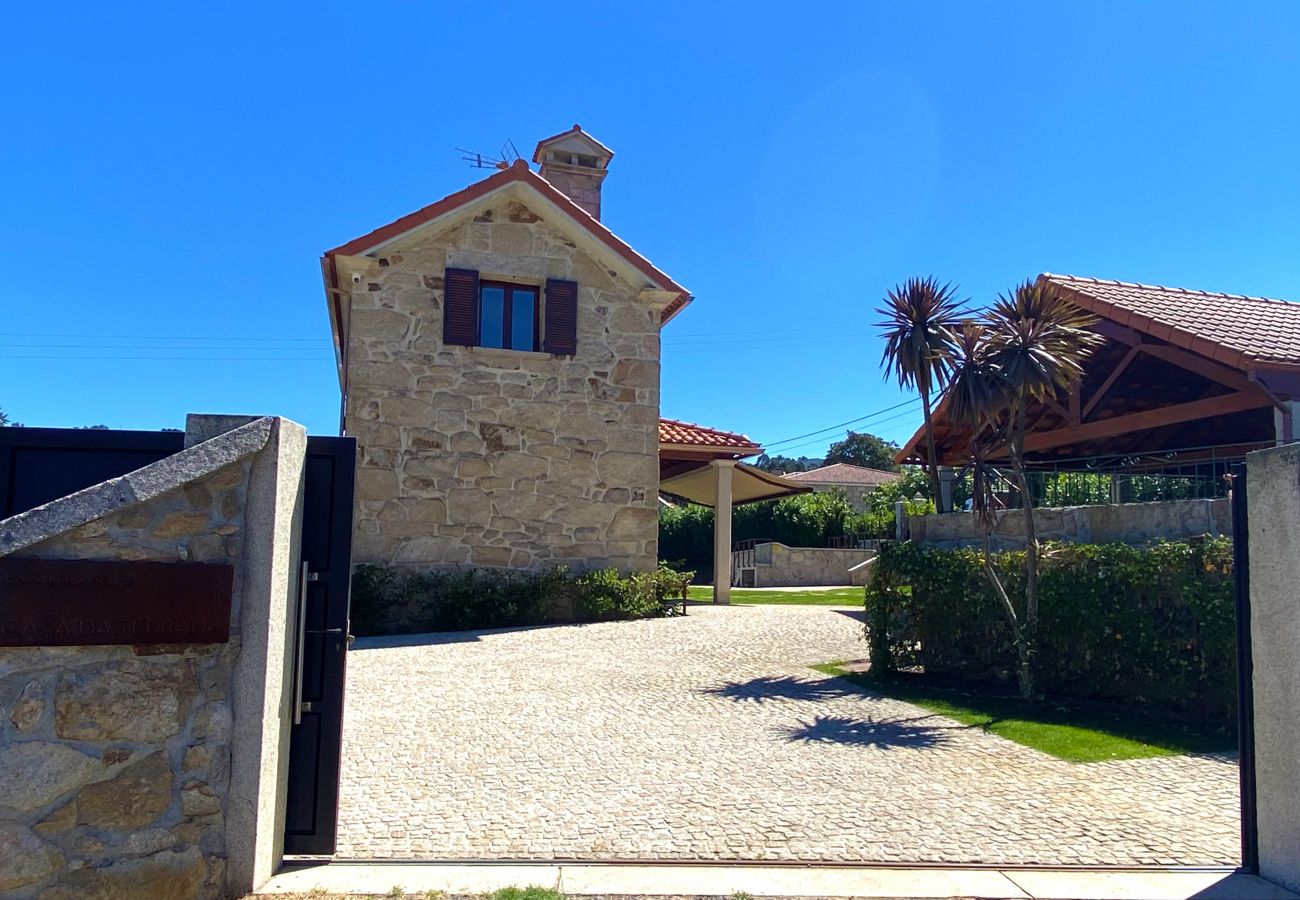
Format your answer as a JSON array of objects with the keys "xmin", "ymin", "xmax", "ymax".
[
  {"xmin": 0, "ymin": 331, "xmax": 330, "ymax": 342},
  {"xmin": 761, "ymin": 397, "xmax": 921, "ymax": 450},
  {"xmin": 2, "ymin": 355, "xmax": 329, "ymax": 362},
  {"xmin": 764, "ymin": 406, "xmax": 924, "ymax": 456}
]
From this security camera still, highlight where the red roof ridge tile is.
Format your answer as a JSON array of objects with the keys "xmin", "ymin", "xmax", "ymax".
[
  {"xmin": 783, "ymin": 462, "xmax": 903, "ymax": 484},
  {"xmin": 1044, "ymin": 273, "xmax": 1296, "ymax": 309}
]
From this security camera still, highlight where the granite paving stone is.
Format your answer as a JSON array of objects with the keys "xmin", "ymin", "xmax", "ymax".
[{"xmin": 334, "ymin": 604, "xmax": 1238, "ymax": 865}]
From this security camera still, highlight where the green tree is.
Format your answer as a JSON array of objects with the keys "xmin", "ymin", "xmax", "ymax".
[
  {"xmin": 0, "ymin": 407, "xmax": 8, "ymax": 426},
  {"xmin": 752, "ymin": 453, "xmax": 823, "ymax": 474},
  {"xmin": 877, "ymin": 277, "xmax": 966, "ymax": 508},
  {"xmin": 944, "ymin": 283, "xmax": 1101, "ymax": 699},
  {"xmin": 824, "ymin": 431, "xmax": 901, "ymax": 471}
]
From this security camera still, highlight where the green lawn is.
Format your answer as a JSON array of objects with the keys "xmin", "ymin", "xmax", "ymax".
[
  {"xmin": 811, "ymin": 662, "xmax": 1236, "ymax": 763},
  {"xmin": 687, "ymin": 585, "xmax": 862, "ymax": 605}
]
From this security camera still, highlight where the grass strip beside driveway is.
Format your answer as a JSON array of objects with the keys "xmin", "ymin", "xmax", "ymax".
[
  {"xmin": 812, "ymin": 662, "xmax": 1236, "ymax": 763},
  {"xmin": 687, "ymin": 586, "xmax": 862, "ymax": 605}
]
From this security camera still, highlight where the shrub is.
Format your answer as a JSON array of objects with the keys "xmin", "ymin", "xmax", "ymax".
[
  {"xmin": 351, "ymin": 563, "xmax": 693, "ymax": 636},
  {"xmin": 865, "ymin": 538, "xmax": 1236, "ymax": 718}
]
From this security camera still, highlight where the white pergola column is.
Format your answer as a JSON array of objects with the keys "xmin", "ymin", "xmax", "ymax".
[
  {"xmin": 1273, "ymin": 400, "xmax": 1300, "ymax": 445},
  {"xmin": 711, "ymin": 459, "xmax": 736, "ymax": 604}
]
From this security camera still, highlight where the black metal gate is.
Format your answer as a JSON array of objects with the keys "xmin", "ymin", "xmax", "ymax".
[
  {"xmin": 283, "ymin": 435, "xmax": 356, "ymax": 856},
  {"xmin": 1230, "ymin": 462, "xmax": 1259, "ymax": 874},
  {"xmin": 0, "ymin": 427, "xmax": 184, "ymax": 517}
]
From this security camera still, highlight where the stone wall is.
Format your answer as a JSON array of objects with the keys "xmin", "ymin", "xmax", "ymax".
[
  {"xmin": 0, "ymin": 462, "xmax": 248, "ymax": 899},
  {"xmin": 743, "ymin": 543, "xmax": 876, "ymax": 587},
  {"xmin": 346, "ymin": 197, "xmax": 660, "ymax": 573},
  {"xmin": 0, "ymin": 415, "xmax": 305, "ymax": 899},
  {"xmin": 1245, "ymin": 444, "xmax": 1300, "ymax": 892},
  {"xmin": 907, "ymin": 498, "xmax": 1231, "ymax": 549}
]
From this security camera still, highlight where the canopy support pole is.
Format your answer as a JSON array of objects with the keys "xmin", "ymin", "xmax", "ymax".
[{"xmin": 711, "ymin": 459, "xmax": 735, "ymax": 604}]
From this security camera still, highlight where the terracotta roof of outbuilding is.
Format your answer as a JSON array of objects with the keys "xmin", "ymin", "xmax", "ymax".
[
  {"xmin": 1041, "ymin": 273, "xmax": 1300, "ymax": 370},
  {"xmin": 782, "ymin": 463, "xmax": 903, "ymax": 486},
  {"xmin": 658, "ymin": 418, "xmax": 761, "ymax": 451},
  {"xmin": 323, "ymin": 159, "xmax": 690, "ymax": 323}
]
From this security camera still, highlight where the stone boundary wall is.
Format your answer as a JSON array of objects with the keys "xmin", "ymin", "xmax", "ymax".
[
  {"xmin": 0, "ymin": 416, "xmax": 304, "ymax": 899},
  {"xmin": 747, "ymin": 543, "xmax": 875, "ymax": 587},
  {"xmin": 1245, "ymin": 443, "xmax": 1300, "ymax": 892},
  {"xmin": 906, "ymin": 498, "xmax": 1231, "ymax": 549}
]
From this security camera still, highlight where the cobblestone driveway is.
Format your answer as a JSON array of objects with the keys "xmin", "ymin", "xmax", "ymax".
[{"xmin": 335, "ymin": 604, "xmax": 1238, "ymax": 865}]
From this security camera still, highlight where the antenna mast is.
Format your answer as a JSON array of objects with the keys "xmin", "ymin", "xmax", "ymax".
[{"xmin": 456, "ymin": 139, "xmax": 523, "ymax": 170}]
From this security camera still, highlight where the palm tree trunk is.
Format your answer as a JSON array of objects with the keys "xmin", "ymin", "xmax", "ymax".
[
  {"xmin": 982, "ymin": 516, "xmax": 1030, "ymax": 698},
  {"xmin": 1008, "ymin": 402, "xmax": 1038, "ymax": 700},
  {"xmin": 920, "ymin": 384, "xmax": 943, "ymax": 511}
]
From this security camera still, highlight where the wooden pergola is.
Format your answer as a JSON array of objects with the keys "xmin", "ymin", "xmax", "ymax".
[
  {"xmin": 658, "ymin": 418, "xmax": 808, "ymax": 604},
  {"xmin": 898, "ymin": 274, "xmax": 1300, "ymax": 477}
]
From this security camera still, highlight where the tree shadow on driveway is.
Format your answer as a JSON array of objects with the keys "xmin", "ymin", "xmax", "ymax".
[
  {"xmin": 698, "ymin": 674, "xmax": 864, "ymax": 704},
  {"xmin": 699, "ymin": 675, "xmax": 954, "ymax": 750},
  {"xmin": 776, "ymin": 713, "xmax": 950, "ymax": 750}
]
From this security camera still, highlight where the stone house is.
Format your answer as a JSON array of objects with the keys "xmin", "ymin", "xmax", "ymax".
[
  {"xmin": 782, "ymin": 462, "xmax": 902, "ymax": 511},
  {"xmin": 321, "ymin": 126, "xmax": 693, "ymax": 573}
]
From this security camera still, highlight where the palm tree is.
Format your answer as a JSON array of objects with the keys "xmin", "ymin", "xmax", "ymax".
[
  {"xmin": 944, "ymin": 322, "xmax": 1034, "ymax": 693},
  {"xmin": 943, "ymin": 283, "xmax": 1099, "ymax": 698},
  {"xmin": 878, "ymin": 277, "xmax": 965, "ymax": 509}
]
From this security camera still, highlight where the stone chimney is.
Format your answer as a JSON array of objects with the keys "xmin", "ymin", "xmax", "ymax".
[{"xmin": 532, "ymin": 124, "xmax": 613, "ymax": 220}]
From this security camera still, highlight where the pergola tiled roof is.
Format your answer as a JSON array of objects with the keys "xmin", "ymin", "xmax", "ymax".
[
  {"xmin": 784, "ymin": 463, "xmax": 902, "ymax": 487},
  {"xmin": 1043, "ymin": 274, "xmax": 1300, "ymax": 371},
  {"xmin": 898, "ymin": 273, "xmax": 1300, "ymax": 469},
  {"xmin": 658, "ymin": 418, "xmax": 761, "ymax": 453}
]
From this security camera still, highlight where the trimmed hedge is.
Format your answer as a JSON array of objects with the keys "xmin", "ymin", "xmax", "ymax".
[
  {"xmin": 865, "ymin": 539, "xmax": 1236, "ymax": 718},
  {"xmin": 351, "ymin": 564, "xmax": 692, "ymax": 636}
]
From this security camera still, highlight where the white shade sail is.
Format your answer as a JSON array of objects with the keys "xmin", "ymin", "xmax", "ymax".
[{"xmin": 659, "ymin": 463, "xmax": 810, "ymax": 507}]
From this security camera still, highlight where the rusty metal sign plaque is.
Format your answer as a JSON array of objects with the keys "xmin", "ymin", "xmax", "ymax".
[{"xmin": 0, "ymin": 558, "xmax": 233, "ymax": 646}]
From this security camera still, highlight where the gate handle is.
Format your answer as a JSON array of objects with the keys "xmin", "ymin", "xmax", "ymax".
[{"xmin": 293, "ymin": 562, "xmax": 318, "ymax": 725}]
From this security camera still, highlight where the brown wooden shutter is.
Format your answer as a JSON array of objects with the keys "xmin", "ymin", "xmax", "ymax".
[
  {"xmin": 543, "ymin": 279, "xmax": 578, "ymax": 355},
  {"xmin": 443, "ymin": 267, "xmax": 479, "ymax": 346}
]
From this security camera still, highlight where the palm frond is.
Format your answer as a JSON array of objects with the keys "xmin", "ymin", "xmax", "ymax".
[
  {"xmin": 945, "ymin": 320, "xmax": 1009, "ymax": 430},
  {"xmin": 984, "ymin": 279, "xmax": 1103, "ymax": 405},
  {"xmin": 875, "ymin": 276, "xmax": 967, "ymax": 395}
]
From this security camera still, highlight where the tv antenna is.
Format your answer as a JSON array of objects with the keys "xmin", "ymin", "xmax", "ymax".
[{"xmin": 457, "ymin": 139, "xmax": 522, "ymax": 170}]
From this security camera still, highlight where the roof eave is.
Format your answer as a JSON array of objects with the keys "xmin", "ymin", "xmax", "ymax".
[{"xmin": 322, "ymin": 161, "xmax": 692, "ymax": 327}]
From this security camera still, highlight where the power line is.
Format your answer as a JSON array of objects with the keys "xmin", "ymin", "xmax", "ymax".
[
  {"xmin": 764, "ymin": 406, "xmax": 923, "ymax": 456},
  {"xmin": 2, "ymin": 355, "xmax": 329, "ymax": 362},
  {"xmin": 663, "ymin": 334, "xmax": 874, "ymax": 348},
  {"xmin": 761, "ymin": 397, "xmax": 921, "ymax": 450},
  {"xmin": 0, "ymin": 344, "xmax": 334, "ymax": 352},
  {"xmin": 0, "ymin": 332, "xmax": 330, "ymax": 343},
  {"xmin": 666, "ymin": 325, "xmax": 871, "ymax": 340}
]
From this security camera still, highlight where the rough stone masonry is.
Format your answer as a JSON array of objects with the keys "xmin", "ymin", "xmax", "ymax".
[
  {"xmin": 345, "ymin": 198, "xmax": 661, "ymax": 573},
  {"xmin": 0, "ymin": 460, "xmax": 249, "ymax": 899},
  {"xmin": 0, "ymin": 415, "xmax": 305, "ymax": 899}
]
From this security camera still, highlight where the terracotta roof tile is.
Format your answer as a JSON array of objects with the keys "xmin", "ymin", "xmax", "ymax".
[
  {"xmin": 658, "ymin": 418, "xmax": 761, "ymax": 450},
  {"xmin": 782, "ymin": 463, "xmax": 903, "ymax": 486},
  {"xmin": 324, "ymin": 160, "xmax": 691, "ymax": 322},
  {"xmin": 1041, "ymin": 273, "xmax": 1300, "ymax": 369}
]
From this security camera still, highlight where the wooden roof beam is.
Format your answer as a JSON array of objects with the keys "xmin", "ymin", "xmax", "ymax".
[
  {"xmin": 1023, "ymin": 389, "xmax": 1273, "ymax": 455},
  {"xmin": 1082, "ymin": 346, "xmax": 1139, "ymax": 421},
  {"xmin": 1136, "ymin": 343, "xmax": 1251, "ymax": 391}
]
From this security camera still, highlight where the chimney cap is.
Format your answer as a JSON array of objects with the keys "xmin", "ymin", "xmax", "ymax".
[{"xmin": 532, "ymin": 125, "xmax": 615, "ymax": 165}]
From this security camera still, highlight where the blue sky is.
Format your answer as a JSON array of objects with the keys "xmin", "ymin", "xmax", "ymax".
[{"xmin": 2, "ymin": 2, "xmax": 1298, "ymax": 458}]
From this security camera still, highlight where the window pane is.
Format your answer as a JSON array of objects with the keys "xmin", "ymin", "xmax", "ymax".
[
  {"xmin": 510, "ymin": 289, "xmax": 536, "ymax": 351},
  {"xmin": 479, "ymin": 286, "xmax": 505, "ymax": 348}
]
